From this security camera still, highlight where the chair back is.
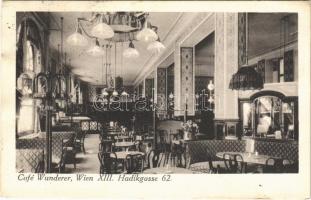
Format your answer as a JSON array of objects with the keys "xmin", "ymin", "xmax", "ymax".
[
  {"xmin": 147, "ymin": 149, "xmax": 160, "ymax": 168},
  {"xmin": 233, "ymin": 154, "xmax": 244, "ymax": 173},
  {"xmin": 125, "ymin": 154, "xmax": 144, "ymax": 173},
  {"xmin": 98, "ymin": 152, "xmax": 118, "ymax": 174},
  {"xmin": 99, "ymin": 140, "xmax": 114, "ymax": 153},
  {"xmin": 223, "ymin": 153, "xmax": 237, "ymax": 173},
  {"xmin": 264, "ymin": 157, "xmax": 285, "ymax": 173}
]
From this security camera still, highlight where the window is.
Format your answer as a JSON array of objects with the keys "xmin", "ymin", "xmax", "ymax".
[{"xmin": 25, "ymin": 41, "xmax": 34, "ymax": 72}]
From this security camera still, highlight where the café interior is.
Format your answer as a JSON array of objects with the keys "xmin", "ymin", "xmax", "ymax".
[{"xmin": 16, "ymin": 12, "xmax": 298, "ymax": 174}]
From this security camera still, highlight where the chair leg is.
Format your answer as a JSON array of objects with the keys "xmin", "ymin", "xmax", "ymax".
[{"xmin": 82, "ymin": 143, "xmax": 85, "ymax": 154}]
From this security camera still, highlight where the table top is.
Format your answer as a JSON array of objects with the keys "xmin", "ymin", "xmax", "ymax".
[
  {"xmin": 116, "ymin": 135, "xmax": 131, "ymax": 139},
  {"xmin": 143, "ymin": 167, "xmax": 194, "ymax": 174},
  {"xmin": 112, "ymin": 151, "xmax": 144, "ymax": 159},
  {"xmin": 216, "ymin": 152, "xmax": 284, "ymax": 165},
  {"xmin": 107, "ymin": 131, "xmax": 122, "ymax": 135},
  {"xmin": 115, "ymin": 141, "xmax": 135, "ymax": 147}
]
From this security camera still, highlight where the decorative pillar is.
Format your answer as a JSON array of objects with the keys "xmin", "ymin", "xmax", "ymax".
[
  {"xmin": 145, "ymin": 78, "xmax": 154, "ymax": 99},
  {"xmin": 214, "ymin": 13, "xmax": 240, "ymax": 139},
  {"xmin": 174, "ymin": 47, "xmax": 195, "ymax": 117},
  {"xmin": 157, "ymin": 68, "xmax": 167, "ymax": 116},
  {"xmin": 180, "ymin": 47, "xmax": 195, "ymax": 117}
]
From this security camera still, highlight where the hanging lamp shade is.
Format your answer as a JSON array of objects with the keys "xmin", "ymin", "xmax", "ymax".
[
  {"xmin": 66, "ymin": 25, "xmax": 88, "ymax": 47},
  {"xmin": 91, "ymin": 15, "xmax": 114, "ymax": 39},
  {"xmin": 112, "ymin": 90, "xmax": 118, "ymax": 96},
  {"xmin": 87, "ymin": 39, "xmax": 104, "ymax": 57},
  {"xmin": 123, "ymin": 41, "xmax": 139, "ymax": 58},
  {"xmin": 136, "ymin": 21, "xmax": 158, "ymax": 42},
  {"xmin": 229, "ymin": 65, "xmax": 264, "ymax": 90},
  {"xmin": 102, "ymin": 88, "xmax": 109, "ymax": 96},
  {"xmin": 121, "ymin": 90, "xmax": 128, "ymax": 96},
  {"xmin": 147, "ymin": 38, "xmax": 165, "ymax": 54}
]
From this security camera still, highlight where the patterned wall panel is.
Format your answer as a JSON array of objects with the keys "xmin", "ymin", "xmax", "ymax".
[
  {"xmin": 157, "ymin": 68, "xmax": 167, "ymax": 114},
  {"xmin": 167, "ymin": 64, "xmax": 174, "ymax": 95},
  {"xmin": 181, "ymin": 47, "xmax": 194, "ymax": 115},
  {"xmin": 284, "ymin": 50, "xmax": 294, "ymax": 82},
  {"xmin": 256, "ymin": 59, "xmax": 265, "ymax": 82},
  {"xmin": 124, "ymin": 85, "xmax": 134, "ymax": 94},
  {"xmin": 238, "ymin": 13, "xmax": 247, "ymax": 67},
  {"xmin": 88, "ymin": 85, "xmax": 102, "ymax": 102},
  {"xmin": 145, "ymin": 78, "xmax": 154, "ymax": 98}
]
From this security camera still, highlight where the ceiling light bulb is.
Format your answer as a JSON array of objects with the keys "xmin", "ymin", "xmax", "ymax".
[
  {"xmin": 121, "ymin": 91, "xmax": 128, "ymax": 96},
  {"xmin": 123, "ymin": 41, "xmax": 139, "ymax": 58},
  {"xmin": 147, "ymin": 39, "xmax": 165, "ymax": 54},
  {"xmin": 112, "ymin": 90, "xmax": 118, "ymax": 96},
  {"xmin": 67, "ymin": 26, "xmax": 88, "ymax": 47},
  {"xmin": 169, "ymin": 92, "xmax": 174, "ymax": 99},
  {"xmin": 102, "ymin": 88, "xmax": 109, "ymax": 96},
  {"xmin": 136, "ymin": 22, "xmax": 158, "ymax": 42},
  {"xmin": 91, "ymin": 15, "xmax": 114, "ymax": 39},
  {"xmin": 207, "ymin": 80, "xmax": 215, "ymax": 91},
  {"xmin": 87, "ymin": 39, "xmax": 104, "ymax": 56}
]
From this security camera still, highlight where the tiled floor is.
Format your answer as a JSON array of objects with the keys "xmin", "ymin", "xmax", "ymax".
[{"xmin": 65, "ymin": 134, "xmax": 100, "ymax": 174}]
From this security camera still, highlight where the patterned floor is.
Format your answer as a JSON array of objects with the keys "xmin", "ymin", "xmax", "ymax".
[{"xmin": 65, "ymin": 134, "xmax": 100, "ymax": 174}]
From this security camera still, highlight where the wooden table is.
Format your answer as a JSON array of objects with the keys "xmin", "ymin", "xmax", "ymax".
[
  {"xmin": 143, "ymin": 167, "xmax": 194, "ymax": 174},
  {"xmin": 111, "ymin": 151, "xmax": 144, "ymax": 159},
  {"xmin": 216, "ymin": 152, "xmax": 285, "ymax": 165}
]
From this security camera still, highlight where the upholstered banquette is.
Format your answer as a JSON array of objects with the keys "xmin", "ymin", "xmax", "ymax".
[
  {"xmin": 16, "ymin": 131, "xmax": 76, "ymax": 172},
  {"xmin": 186, "ymin": 139, "xmax": 298, "ymax": 167}
]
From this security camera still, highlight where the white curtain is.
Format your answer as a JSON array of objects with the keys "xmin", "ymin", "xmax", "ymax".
[{"xmin": 18, "ymin": 99, "xmax": 34, "ymax": 133}]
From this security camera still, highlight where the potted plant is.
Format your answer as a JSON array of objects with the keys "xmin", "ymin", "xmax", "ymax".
[{"xmin": 181, "ymin": 120, "xmax": 199, "ymax": 140}]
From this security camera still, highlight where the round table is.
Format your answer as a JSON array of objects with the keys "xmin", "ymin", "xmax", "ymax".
[
  {"xmin": 115, "ymin": 141, "xmax": 135, "ymax": 148},
  {"xmin": 216, "ymin": 152, "xmax": 284, "ymax": 165},
  {"xmin": 143, "ymin": 167, "xmax": 194, "ymax": 174},
  {"xmin": 112, "ymin": 151, "xmax": 144, "ymax": 159}
]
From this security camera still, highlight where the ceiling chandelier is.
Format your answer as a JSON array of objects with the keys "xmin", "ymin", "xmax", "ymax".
[{"xmin": 66, "ymin": 12, "xmax": 165, "ymax": 58}]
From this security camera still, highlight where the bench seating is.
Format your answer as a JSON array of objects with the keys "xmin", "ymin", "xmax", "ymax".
[
  {"xmin": 187, "ymin": 139, "xmax": 298, "ymax": 167},
  {"xmin": 16, "ymin": 131, "xmax": 76, "ymax": 172}
]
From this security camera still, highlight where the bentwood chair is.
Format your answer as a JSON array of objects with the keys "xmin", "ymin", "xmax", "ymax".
[
  {"xmin": 147, "ymin": 149, "xmax": 160, "ymax": 169},
  {"xmin": 98, "ymin": 152, "xmax": 119, "ymax": 174},
  {"xmin": 233, "ymin": 154, "xmax": 245, "ymax": 173},
  {"xmin": 282, "ymin": 160, "xmax": 298, "ymax": 173},
  {"xmin": 223, "ymin": 153, "xmax": 237, "ymax": 173},
  {"xmin": 54, "ymin": 144, "xmax": 67, "ymax": 173},
  {"xmin": 99, "ymin": 140, "xmax": 114, "ymax": 153},
  {"xmin": 63, "ymin": 138, "xmax": 77, "ymax": 170},
  {"xmin": 263, "ymin": 157, "xmax": 285, "ymax": 173},
  {"xmin": 125, "ymin": 154, "xmax": 145, "ymax": 174},
  {"xmin": 74, "ymin": 130, "xmax": 86, "ymax": 154}
]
